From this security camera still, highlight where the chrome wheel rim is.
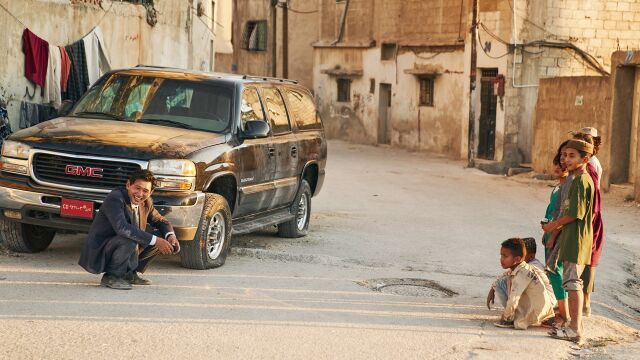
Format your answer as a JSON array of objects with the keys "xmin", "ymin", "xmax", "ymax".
[
  {"xmin": 296, "ymin": 194, "xmax": 308, "ymax": 231},
  {"xmin": 206, "ymin": 212, "xmax": 225, "ymax": 259}
]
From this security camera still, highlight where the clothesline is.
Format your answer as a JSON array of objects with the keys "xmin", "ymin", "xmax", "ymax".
[{"xmin": 0, "ymin": 0, "xmax": 114, "ymax": 46}]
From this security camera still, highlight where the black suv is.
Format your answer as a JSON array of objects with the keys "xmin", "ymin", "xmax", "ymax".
[{"xmin": 0, "ymin": 67, "xmax": 326, "ymax": 269}]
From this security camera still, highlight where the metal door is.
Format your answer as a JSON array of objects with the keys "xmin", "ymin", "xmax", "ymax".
[{"xmin": 478, "ymin": 69, "xmax": 498, "ymax": 160}]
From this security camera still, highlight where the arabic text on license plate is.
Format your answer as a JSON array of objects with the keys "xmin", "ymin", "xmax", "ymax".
[{"xmin": 60, "ymin": 198, "xmax": 94, "ymax": 219}]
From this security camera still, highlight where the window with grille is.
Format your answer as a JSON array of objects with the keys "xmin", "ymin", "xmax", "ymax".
[
  {"xmin": 242, "ymin": 21, "xmax": 267, "ymax": 51},
  {"xmin": 337, "ymin": 78, "xmax": 351, "ymax": 102},
  {"xmin": 419, "ymin": 77, "xmax": 434, "ymax": 107}
]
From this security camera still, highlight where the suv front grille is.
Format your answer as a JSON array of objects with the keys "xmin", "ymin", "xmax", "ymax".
[{"xmin": 32, "ymin": 153, "xmax": 142, "ymax": 191}]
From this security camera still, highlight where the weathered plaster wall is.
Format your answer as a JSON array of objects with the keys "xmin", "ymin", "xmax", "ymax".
[
  {"xmin": 532, "ymin": 76, "xmax": 611, "ymax": 185},
  {"xmin": 231, "ymin": 0, "xmax": 318, "ymax": 89},
  {"xmin": 315, "ymin": 47, "xmax": 468, "ymax": 158},
  {"xmin": 313, "ymin": 0, "xmax": 471, "ymax": 158},
  {"xmin": 286, "ymin": 0, "xmax": 319, "ymax": 89},
  {"xmin": 232, "ymin": 0, "xmax": 272, "ymax": 77},
  {"xmin": 0, "ymin": 0, "xmax": 215, "ymax": 130}
]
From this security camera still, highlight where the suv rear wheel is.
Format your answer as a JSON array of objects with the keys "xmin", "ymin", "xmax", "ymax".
[
  {"xmin": 179, "ymin": 194, "xmax": 232, "ymax": 269},
  {"xmin": 0, "ymin": 219, "xmax": 56, "ymax": 253},
  {"xmin": 277, "ymin": 180, "xmax": 311, "ymax": 238}
]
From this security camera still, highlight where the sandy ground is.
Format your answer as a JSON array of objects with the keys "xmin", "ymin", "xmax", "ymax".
[{"xmin": 0, "ymin": 140, "xmax": 638, "ymax": 359}]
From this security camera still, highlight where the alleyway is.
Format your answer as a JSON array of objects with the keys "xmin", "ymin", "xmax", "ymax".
[{"xmin": 0, "ymin": 140, "xmax": 638, "ymax": 359}]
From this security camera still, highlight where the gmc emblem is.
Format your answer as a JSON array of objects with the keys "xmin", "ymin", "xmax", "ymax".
[{"xmin": 65, "ymin": 165, "xmax": 103, "ymax": 178}]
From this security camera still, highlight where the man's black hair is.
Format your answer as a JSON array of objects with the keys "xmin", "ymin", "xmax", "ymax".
[
  {"xmin": 127, "ymin": 169, "xmax": 156, "ymax": 189},
  {"xmin": 522, "ymin": 237, "xmax": 536, "ymax": 255},
  {"xmin": 501, "ymin": 238, "xmax": 526, "ymax": 258}
]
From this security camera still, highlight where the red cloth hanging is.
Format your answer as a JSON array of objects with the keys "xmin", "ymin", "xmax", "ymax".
[
  {"xmin": 22, "ymin": 29, "xmax": 49, "ymax": 87},
  {"xmin": 58, "ymin": 46, "xmax": 71, "ymax": 92}
]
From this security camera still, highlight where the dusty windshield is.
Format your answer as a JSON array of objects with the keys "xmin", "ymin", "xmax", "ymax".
[{"xmin": 71, "ymin": 74, "xmax": 233, "ymax": 133}]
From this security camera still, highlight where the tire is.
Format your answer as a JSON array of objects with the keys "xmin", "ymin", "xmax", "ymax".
[
  {"xmin": 0, "ymin": 218, "xmax": 56, "ymax": 253},
  {"xmin": 277, "ymin": 180, "xmax": 311, "ymax": 238},
  {"xmin": 179, "ymin": 193, "xmax": 232, "ymax": 270}
]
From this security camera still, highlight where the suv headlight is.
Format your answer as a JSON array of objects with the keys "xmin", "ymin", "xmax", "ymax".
[
  {"xmin": 149, "ymin": 159, "xmax": 196, "ymax": 191},
  {"xmin": 148, "ymin": 159, "xmax": 196, "ymax": 176},
  {"xmin": 2, "ymin": 140, "xmax": 31, "ymax": 159}
]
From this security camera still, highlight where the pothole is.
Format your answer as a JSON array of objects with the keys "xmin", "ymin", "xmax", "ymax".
[{"xmin": 357, "ymin": 278, "xmax": 458, "ymax": 298}]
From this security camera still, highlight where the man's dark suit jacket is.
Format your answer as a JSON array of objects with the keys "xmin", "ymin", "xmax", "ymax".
[{"xmin": 79, "ymin": 187, "xmax": 174, "ymax": 274}]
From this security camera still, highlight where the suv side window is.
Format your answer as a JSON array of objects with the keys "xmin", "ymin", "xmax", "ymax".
[
  {"xmin": 240, "ymin": 87, "xmax": 266, "ymax": 130},
  {"xmin": 285, "ymin": 88, "xmax": 321, "ymax": 130},
  {"xmin": 262, "ymin": 87, "xmax": 291, "ymax": 135}
]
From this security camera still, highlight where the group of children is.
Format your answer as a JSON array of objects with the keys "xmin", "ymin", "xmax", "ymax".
[{"xmin": 487, "ymin": 127, "xmax": 604, "ymax": 345}]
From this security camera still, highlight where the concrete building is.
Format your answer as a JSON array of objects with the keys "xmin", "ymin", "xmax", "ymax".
[
  {"xmin": 481, "ymin": 0, "xmax": 640, "ymax": 172},
  {"xmin": 218, "ymin": 0, "xmax": 319, "ymax": 90},
  {"xmin": 313, "ymin": 0, "xmax": 472, "ymax": 159},
  {"xmin": 315, "ymin": 0, "xmax": 640, "ymax": 173},
  {"xmin": 0, "ymin": 0, "xmax": 219, "ymax": 129}
]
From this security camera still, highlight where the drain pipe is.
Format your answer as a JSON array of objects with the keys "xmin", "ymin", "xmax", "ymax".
[
  {"xmin": 512, "ymin": 0, "xmax": 538, "ymax": 88},
  {"xmin": 467, "ymin": 0, "xmax": 479, "ymax": 167},
  {"xmin": 331, "ymin": 0, "xmax": 350, "ymax": 45}
]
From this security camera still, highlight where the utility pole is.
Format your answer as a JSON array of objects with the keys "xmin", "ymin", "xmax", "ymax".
[
  {"xmin": 282, "ymin": 0, "xmax": 289, "ymax": 79},
  {"xmin": 467, "ymin": 0, "xmax": 479, "ymax": 168},
  {"xmin": 271, "ymin": 0, "xmax": 277, "ymax": 77}
]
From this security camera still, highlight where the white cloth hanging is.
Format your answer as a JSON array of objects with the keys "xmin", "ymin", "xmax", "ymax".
[
  {"xmin": 43, "ymin": 46, "xmax": 62, "ymax": 108},
  {"xmin": 83, "ymin": 26, "xmax": 112, "ymax": 86}
]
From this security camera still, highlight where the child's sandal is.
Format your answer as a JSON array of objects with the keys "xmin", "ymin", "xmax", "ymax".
[
  {"xmin": 549, "ymin": 326, "xmax": 582, "ymax": 344},
  {"xmin": 541, "ymin": 317, "xmax": 556, "ymax": 328}
]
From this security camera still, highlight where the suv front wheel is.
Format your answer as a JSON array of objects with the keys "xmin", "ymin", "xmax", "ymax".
[
  {"xmin": 277, "ymin": 180, "xmax": 311, "ymax": 238},
  {"xmin": 179, "ymin": 194, "xmax": 232, "ymax": 269},
  {"xmin": 0, "ymin": 219, "xmax": 56, "ymax": 253}
]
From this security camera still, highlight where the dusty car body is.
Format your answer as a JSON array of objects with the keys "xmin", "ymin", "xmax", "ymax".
[{"xmin": 0, "ymin": 66, "xmax": 326, "ymax": 269}]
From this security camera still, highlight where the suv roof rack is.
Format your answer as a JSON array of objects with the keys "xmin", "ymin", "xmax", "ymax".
[
  {"xmin": 135, "ymin": 64, "xmax": 178, "ymax": 69},
  {"xmin": 242, "ymin": 75, "xmax": 298, "ymax": 84}
]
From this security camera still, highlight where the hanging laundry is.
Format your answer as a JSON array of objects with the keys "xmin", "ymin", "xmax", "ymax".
[
  {"xmin": 44, "ymin": 45, "xmax": 62, "ymax": 108},
  {"xmin": 59, "ymin": 46, "xmax": 71, "ymax": 93},
  {"xmin": 19, "ymin": 102, "xmax": 58, "ymax": 129},
  {"xmin": 64, "ymin": 40, "xmax": 90, "ymax": 104},
  {"xmin": 0, "ymin": 99, "xmax": 12, "ymax": 146},
  {"xmin": 83, "ymin": 26, "xmax": 112, "ymax": 86},
  {"xmin": 22, "ymin": 29, "xmax": 49, "ymax": 87}
]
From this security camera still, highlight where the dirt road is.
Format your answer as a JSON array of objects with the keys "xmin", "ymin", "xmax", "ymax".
[{"xmin": 0, "ymin": 140, "xmax": 638, "ymax": 359}]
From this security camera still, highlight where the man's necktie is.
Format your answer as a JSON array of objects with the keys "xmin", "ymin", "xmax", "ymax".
[{"xmin": 132, "ymin": 206, "xmax": 140, "ymax": 229}]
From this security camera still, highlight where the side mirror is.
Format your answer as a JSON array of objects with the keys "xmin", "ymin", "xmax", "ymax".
[
  {"xmin": 58, "ymin": 100, "xmax": 74, "ymax": 117},
  {"xmin": 242, "ymin": 120, "xmax": 270, "ymax": 139}
]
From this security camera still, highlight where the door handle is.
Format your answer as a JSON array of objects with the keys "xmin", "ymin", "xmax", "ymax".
[
  {"xmin": 268, "ymin": 147, "xmax": 276, "ymax": 157},
  {"xmin": 290, "ymin": 146, "xmax": 298, "ymax": 157}
]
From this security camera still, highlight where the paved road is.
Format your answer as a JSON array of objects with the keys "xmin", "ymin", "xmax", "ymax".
[{"xmin": 1, "ymin": 141, "xmax": 638, "ymax": 359}]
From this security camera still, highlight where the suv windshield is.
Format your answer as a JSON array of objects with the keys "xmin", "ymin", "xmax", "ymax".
[{"xmin": 71, "ymin": 74, "xmax": 233, "ymax": 133}]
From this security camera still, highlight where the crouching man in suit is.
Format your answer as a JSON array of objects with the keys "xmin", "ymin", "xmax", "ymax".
[{"xmin": 79, "ymin": 170, "xmax": 180, "ymax": 290}]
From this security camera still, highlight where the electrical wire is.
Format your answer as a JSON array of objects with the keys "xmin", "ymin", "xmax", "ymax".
[
  {"xmin": 190, "ymin": 5, "xmax": 225, "ymax": 28},
  {"xmin": 277, "ymin": 3, "xmax": 318, "ymax": 14},
  {"xmin": 477, "ymin": 24, "xmax": 511, "ymax": 59},
  {"xmin": 525, "ymin": 40, "xmax": 609, "ymax": 75},
  {"xmin": 0, "ymin": 0, "xmax": 114, "ymax": 42},
  {"xmin": 414, "ymin": 52, "xmax": 442, "ymax": 60},
  {"xmin": 478, "ymin": 22, "xmax": 608, "ymax": 75}
]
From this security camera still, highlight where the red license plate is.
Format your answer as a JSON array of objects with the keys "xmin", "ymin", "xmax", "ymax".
[{"xmin": 60, "ymin": 198, "xmax": 94, "ymax": 219}]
